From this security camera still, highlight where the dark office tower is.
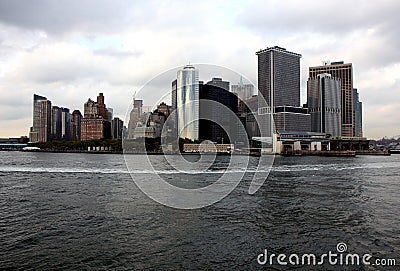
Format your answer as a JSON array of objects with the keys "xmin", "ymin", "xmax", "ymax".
[
  {"xmin": 309, "ymin": 61, "xmax": 354, "ymax": 137},
  {"xmin": 307, "ymin": 74, "xmax": 342, "ymax": 137},
  {"xmin": 71, "ymin": 110, "xmax": 82, "ymax": 141},
  {"xmin": 257, "ymin": 46, "xmax": 301, "ymax": 108},
  {"xmin": 256, "ymin": 46, "xmax": 308, "ymax": 135},
  {"xmin": 353, "ymin": 88, "xmax": 363, "ymax": 137},
  {"xmin": 171, "ymin": 79, "xmax": 177, "ymax": 111},
  {"xmin": 170, "ymin": 79, "xmax": 178, "ymax": 139},
  {"xmin": 51, "ymin": 106, "xmax": 62, "ymax": 140},
  {"xmin": 199, "ymin": 79, "xmax": 239, "ymax": 143},
  {"xmin": 112, "ymin": 117, "xmax": 124, "ymax": 140},
  {"xmin": 206, "ymin": 77, "xmax": 229, "ymax": 91},
  {"xmin": 29, "ymin": 94, "xmax": 52, "ymax": 142},
  {"xmin": 61, "ymin": 108, "xmax": 71, "ymax": 140}
]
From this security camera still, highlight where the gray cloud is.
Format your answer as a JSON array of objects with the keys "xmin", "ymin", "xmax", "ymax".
[
  {"xmin": 0, "ymin": 1, "xmax": 399, "ymax": 138},
  {"xmin": 0, "ymin": 0, "xmax": 135, "ymax": 34},
  {"xmin": 237, "ymin": 0, "xmax": 399, "ymax": 34},
  {"xmin": 93, "ymin": 47, "xmax": 142, "ymax": 58}
]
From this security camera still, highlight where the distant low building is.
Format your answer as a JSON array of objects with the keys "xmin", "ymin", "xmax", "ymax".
[
  {"xmin": 183, "ymin": 142, "xmax": 234, "ymax": 153},
  {"xmin": 133, "ymin": 123, "xmax": 157, "ymax": 138},
  {"xmin": 81, "ymin": 117, "xmax": 105, "ymax": 140},
  {"xmin": 274, "ymin": 131, "xmax": 330, "ymax": 153}
]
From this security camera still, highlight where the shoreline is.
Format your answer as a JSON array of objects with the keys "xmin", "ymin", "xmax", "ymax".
[{"xmin": 5, "ymin": 149, "xmax": 393, "ymax": 157}]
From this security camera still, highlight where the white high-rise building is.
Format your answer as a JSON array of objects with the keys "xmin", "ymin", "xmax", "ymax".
[{"xmin": 175, "ymin": 65, "xmax": 199, "ymax": 140}]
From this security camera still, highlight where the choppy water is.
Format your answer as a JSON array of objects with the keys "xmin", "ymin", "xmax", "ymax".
[{"xmin": 0, "ymin": 152, "xmax": 399, "ymax": 270}]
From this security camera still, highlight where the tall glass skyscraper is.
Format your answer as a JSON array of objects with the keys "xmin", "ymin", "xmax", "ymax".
[
  {"xmin": 175, "ymin": 65, "xmax": 199, "ymax": 140},
  {"xmin": 307, "ymin": 74, "xmax": 342, "ymax": 137}
]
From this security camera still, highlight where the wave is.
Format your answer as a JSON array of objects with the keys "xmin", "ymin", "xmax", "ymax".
[
  {"xmin": 0, "ymin": 166, "xmax": 264, "ymax": 175},
  {"xmin": 0, "ymin": 161, "xmax": 398, "ymax": 175}
]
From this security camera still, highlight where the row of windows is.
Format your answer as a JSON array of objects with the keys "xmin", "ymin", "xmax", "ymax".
[{"xmin": 309, "ymin": 107, "xmax": 340, "ymax": 113}]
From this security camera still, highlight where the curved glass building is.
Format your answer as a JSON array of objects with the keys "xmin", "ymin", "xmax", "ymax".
[{"xmin": 176, "ymin": 65, "xmax": 199, "ymax": 140}]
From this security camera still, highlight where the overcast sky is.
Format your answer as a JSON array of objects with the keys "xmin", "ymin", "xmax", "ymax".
[{"xmin": 0, "ymin": 0, "xmax": 399, "ymax": 139}]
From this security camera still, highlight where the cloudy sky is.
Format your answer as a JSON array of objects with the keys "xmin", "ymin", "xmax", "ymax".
[{"xmin": 0, "ymin": 0, "xmax": 399, "ymax": 139}]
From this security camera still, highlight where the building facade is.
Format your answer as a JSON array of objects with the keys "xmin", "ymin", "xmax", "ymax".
[
  {"xmin": 309, "ymin": 61, "xmax": 355, "ymax": 137},
  {"xmin": 274, "ymin": 106, "xmax": 311, "ymax": 132},
  {"xmin": 29, "ymin": 94, "xmax": 52, "ymax": 142},
  {"xmin": 257, "ymin": 46, "xmax": 301, "ymax": 109},
  {"xmin": 51, "ymin": 106, "xmax": 62, "ymax": 140},
  {"xmin": 81, "ymin": 118, "xmax": 104, "ymax": 140},
  {"xmin": 71, "ymin": 110, "xmax": 82, "ymax": 141},
  {"xmin": 128, "ymin": 97, "xmax": 143, "ymax": 139},
  {"xmin": 256, "ymin": 46, "xmax": 309, "ymax": 136},
  {"xmin": 353, "ymin": 88, "xmax": 363, "ymax": 137},
  {"xmin": 81, "ymin": 93, "xmax": 111, "ymax": 140},
  {"xmin": 112, "ymin": 117, "xmax": 124, "ymax": 140},
  {"xmin": 205, "ymin": 77, "xmax": 229, "ymax": 91},
  {"xmin": 199, "ymin": 78, "xmax": 238, "ymax": 143},
  {"xmin": 231, "ymin": 76, "xmax": 254, "ymax": 102},
  {"xmin": 175, "ymin": 65, "xmax": 199, "ymax": 140},
  {"xmin": 61, "ymin": 108, "xmax": 71, "ymax": 140},
  {"xmin": 307, "ymin": 74, "xmax": 342, "ymax": 137}
]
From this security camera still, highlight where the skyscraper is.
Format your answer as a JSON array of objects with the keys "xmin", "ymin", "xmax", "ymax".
[
  {"xmin": 128, "ymin": 96, "xmax": 143, "ymax": 139},
  {"xmin": 307, "ymin": 74, "xmax": 342, "ymax": 137},
  {"xmin": 309, "ymin": 61, "xmax": 354, "ymax": 137},
  {"xmin": 256, "ymin": 46, "xmax": 310, "ymax": 135},
  {"xmin": 51, "ymin": 106, "xmax": 62, "ymax": 140},
  {"xmin": 353, "ymin": 88, "xmax": 363, "ymax": 137},
  {"xmin": 175, "ymin": 65, "xmax": 199, "ymax": 141},
  {"xmin": 231, "ymin": 76, "xmax": 254, "ymax": 102},
  {"xmin": 71, "ymin": 110, "xmax": 82, "ymax": 141},
  {"xmin": 61, "ymin": 108, "xmax": 71, "ymax": 140},
  {"xmin": 257, "ymin": 46, "xmax": 301, "ymax": 108},
  {"xmin": 112, "ymin": 117, "xmax": 124, "ymax": 140},
  {"xmin": 199, "ymin": 78, "xmax": 238, "ymax": 143},
  {"xmin": 29, "ymin": 94, "xmax": 52, "ymax": 142}
]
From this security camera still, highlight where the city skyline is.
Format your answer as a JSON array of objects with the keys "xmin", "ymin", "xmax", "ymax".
[{"xmin": 0, "ymin": 1, "xmax": 399, "ymax": 139}]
